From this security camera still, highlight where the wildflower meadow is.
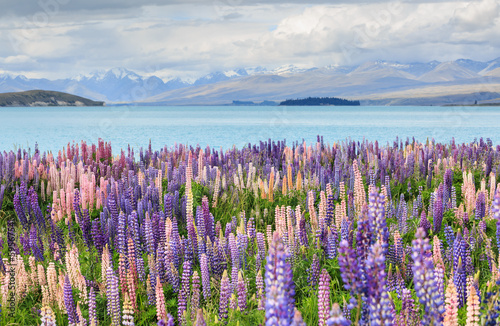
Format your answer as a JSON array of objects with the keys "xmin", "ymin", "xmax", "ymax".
[{"xmin": 0, "ymin": 137, "xmax": 499, "ymax": 325}]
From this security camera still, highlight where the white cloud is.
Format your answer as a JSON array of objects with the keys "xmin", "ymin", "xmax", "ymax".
[
  {"xmin": 451, "ymin": 0, "xmax": 500, "ymax": 31},
  {"xmin": 0, "ymin": 0, "xmax": 498, "ymax": 79}
]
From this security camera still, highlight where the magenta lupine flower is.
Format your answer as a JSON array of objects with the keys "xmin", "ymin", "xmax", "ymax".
[
  {"xmin": 200, "ymin": 253, "xmax": 211, "ymax": 299},
  {"xmin": 412, "ymin": 228, "xmax": 444, "ymax": 325},
  {"xmin": 106, "ymin": 267, "xmax": 121, "ymax": 326},
  {"xmin": 237, "ymin": 271, "xmax": 247, "ymax": 312},
  {"xmin": 318, "ymin": 269, "xmax": 331, "ymax": 326},
  {"xmin": 63, "ymin": 275, "xmax": 79, "ymax": 325},
  {"xmin": 219, "ymin": 270, "xmax": 231, "ymax": 323},
  {"xmin": 265, "ymin": 231, "xmax": 295, "ymax": 325}
]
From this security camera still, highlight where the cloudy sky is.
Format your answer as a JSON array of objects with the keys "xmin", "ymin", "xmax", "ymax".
[{"xmin": 0, "ymin": 0, "xmax": 499, "ymax": 80}]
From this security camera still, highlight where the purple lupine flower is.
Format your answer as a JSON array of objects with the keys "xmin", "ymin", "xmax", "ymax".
[
  {"xmin": 453, "ymin": 230, "xmax": 466, "ymax": 307},
  {"xmin": 444, "ymin": 225, "xmax": 455, "ymax": 248},
  {"xmin": 29, "ymin": 186, "xmax": 46, "ymax": 233},
  {"xmin": 256, "ymin": 232, "xmax": 266, "ymax": 269},
  {"xmin": 433, "ymin": 195, "xmax": 443, "ymax": 234},
  {"xmin": 397, "ymin": 194, "xmax": 408, "ymax": 235},
  {"xmin": 157, "ymin": 314, "xmax": 175, "ymax": 326},
  {"xmin": 237, "ymin": 233, "xmax": 248, "ymax": 270},
  {"xmin": 191, "ymin": 271, "xmax": 201, "ymax": 319},
  {"xmin": 107, "ymin": 267, "xmax": 121, "ymax": 326},
  {"xmin": 298, "ymin": 215, "xmax": 308, "ymax": 247},
  {"xmin": 80, "ymin": 209, "xmax": 92, "ymax": 250},
  {"xmin": 476, "ymin": 191, "xmax": 486, "ymax": 220},
  {"xmin": 91, "ymin": 219, "xmax": 105, "ymax": 255},
  {"xmin": 170, "ymin": 228, "xmax": 180, "ymax": 270},
  {"xmin": 247, "ymin": 217, "xmax": 256, "ymax": 244},
  {"xmin": 137, "ymin": 256, "xmax": 146, "ymax": 283},
  {"xmin": 366, "ymin": 243, "xmax": 392, "ymax": 326},
  {"xmin": 219, "ymin": 270, "xmax": 231, "ymax": 323},
  {"xmin": 178, "ymin": 260, "xmax": 192, "ymax": 324},
  {"xmin": 159, "ymin": 244, "xmax": 169, "ymax": 284},
  {"xmin": 237, "ymin": 271, "xmax": 247, "ymax": 312},
  {"xmin": 0, "ymin": 184, "xmax": 5, "ymax": 211},
  {"xmin": 434, "ymin": 265, "xmax": 444, "ymax": 303},
  {"xmin": 318, "ymin": 269, "xmax": 331, "ymax": 326},
  {"xmin": 167, "ymin": 314, "xmax": 175, "ymax": 326},
  {"xmin": 89, "ymin": 287, "xmax": 97, "ymax": 326},
  {"xmin": 265, "ymin": 231, "xmax": 295, "ymax": 325},
  {"xmin": 195, "ymin": 309, "xmax": 206, "ymax": 326},
  {"xmin": 342, "ymin": 299, "xmax": 351, "ymax": 322},
  {"xmin": 228, "ymin": 233, "xmax": 239, "ymax": 292},
  {"xmin": 145, "ymin": 216, "xmax": 155, "ymax": 255},
  {"xmin": 340, "ymin": 219, "xmax": 350, "ymax": 244},
  {"xmin": 291, "ymin": 308, "xmax": 306, "ymax": 326},
  {"xmin": 338, "ymin": 240, "xmax": 362, "ymax": 296},
  {"xmin": 492, "ymin": 191, "xmax": 500, "ymax": 222},
  {"xmin": 256, "ymin": 269, "xmax": 265, "ymax": 310},
  {"xmin": 64, "ymin": 275, "xmax": 79, "ymax": 325},
  {"xmin": 394, "ymin": 288, "xmax": 419, "ymax": 325},
  {"xmin": 200, "ymin": 253, "xmax": 211, "ymax": 300},
  {"xmin": 196, "ymin": 207, "xmax": 206, "ymax": 245},
  {"xmin": 419, "ymin": 211, "xmax": 431, "ymax": 236},
  {"xmin": 327, "ymin": 227, "xmax": 338, "ymax": 259},
  {"xmin": 187, "ymin": 220, "xmax": 198, "ymax": 262},
  {"xmin": 307, "ymin": 254, "xmax": 320, "ymax": 289},
  {"xmin": 326, "ymin": 303, "xmax": 350, "ymax": 326},
  {"xmin": 30, "ymin": 224, "xmax": 44, "ymax": 261},
  {"xmin": 73, "ymin": 189, "xmax": 83, "ymax": 223},
  {"xmin": 411, "ymin": 228, "xmax": 444, "ymax": 325},
  {"xmin": 13, "ymin": 190, "xmax": 29, "ymax": 229}
]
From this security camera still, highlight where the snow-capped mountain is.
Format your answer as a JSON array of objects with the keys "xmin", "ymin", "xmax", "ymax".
[
  {"xmin": 0, "ymin": 68, "xmax": 192, "ymax": 102},
  {"xmin": 1, "ymin": 57, "xmax": 499, "ymax": 105},
  {"xmin": 193, "ymin": 68, "xmax": 248, "ymax": 86},
  {"xmin": 271, "ymin": 64, "xmax": 312, "ymax": 75}
]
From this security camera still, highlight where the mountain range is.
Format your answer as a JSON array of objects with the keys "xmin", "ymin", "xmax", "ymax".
[{"xmin": 1, "ymin": 58, "xmax": 500, "ymax": 105}]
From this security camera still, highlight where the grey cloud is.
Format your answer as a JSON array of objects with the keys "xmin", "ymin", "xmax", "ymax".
[{"xmin": 0, "ymin": 0, "xmax": 462, "ymax": 17}]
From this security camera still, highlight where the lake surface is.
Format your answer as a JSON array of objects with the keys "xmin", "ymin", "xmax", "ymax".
[{"xmin": 1, "ymin": 105, "xmax": 500, "ymax": 153}]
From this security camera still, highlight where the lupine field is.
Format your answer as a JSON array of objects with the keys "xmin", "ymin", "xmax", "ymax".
[{"xmin": 1, "ymin": 136, "xmax": 500, "ymax": 325}]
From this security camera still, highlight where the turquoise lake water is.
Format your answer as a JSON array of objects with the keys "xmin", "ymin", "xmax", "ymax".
[{"xmin": 1, "ymin": 105, "xmax": 499, "ymax": 153}]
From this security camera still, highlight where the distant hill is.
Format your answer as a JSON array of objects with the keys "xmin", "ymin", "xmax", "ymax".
[
  {"xmin": 280, "ymin": 97, "xmax": 360, "ymax": 106},
  {"xmin": 0, "ymin": 90, "xmax": 105, "ymax": 107},
  {"xmin": 1, "ymin": 57, "xmax": 500, "ymax": 105}
]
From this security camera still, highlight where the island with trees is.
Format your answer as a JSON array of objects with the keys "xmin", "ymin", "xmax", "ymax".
[{"xmin": 279, "ymin": 96, "xmax": 360, "ymax": 106}]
